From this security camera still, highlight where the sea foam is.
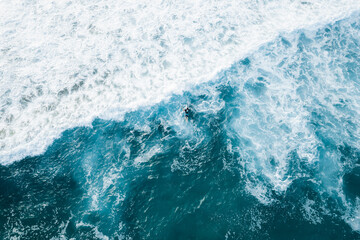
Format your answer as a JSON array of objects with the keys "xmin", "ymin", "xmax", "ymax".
[{"xmin": 1, "ymin": 0, "xmax": 360, "ymax": 164}]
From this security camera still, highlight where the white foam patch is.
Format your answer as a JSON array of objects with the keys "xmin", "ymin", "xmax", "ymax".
[
  {"xmin": 75, "ymin": 222, "xmax": 110, "ymax": 240},
  {"xmin": 245, "ymin": 181, "xmax": 274, "ymax": 205},
  {"xmin": 134, "ymin": 144, "xmax": 162, "ymax": 165},
  {"xmin": 1, "ymin": 0, "xmax": 360, "ymax": 164},
  {"xmin": 302, "ymin": 199, "xmax": 322, "ymax": 224},
  {"xmin": 343, "ymin": 197, "xmax": 360, "ymax": 233}
]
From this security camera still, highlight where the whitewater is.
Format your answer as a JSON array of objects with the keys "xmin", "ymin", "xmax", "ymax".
[
  {"xmin": 1, "ymin": 0, "xmax": 360, "ymax": 164},
  {"xmin": 2, "ymin": 0, "xmax": 360, "ymax": 239}
]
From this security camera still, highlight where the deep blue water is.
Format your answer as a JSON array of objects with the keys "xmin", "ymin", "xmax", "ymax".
[{"xmin": 1, "ymin": 14, "xmax": 360, "ymax": 240}]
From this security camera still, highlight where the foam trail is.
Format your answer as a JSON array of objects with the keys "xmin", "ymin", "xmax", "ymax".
[{"xmin": 1, "ymin": 0, "xmax": 360, "ymax": 164}]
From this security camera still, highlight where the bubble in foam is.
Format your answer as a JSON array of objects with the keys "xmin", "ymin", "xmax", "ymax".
[{"xmin": 1, "ymin": 0, "xmax": 360, "ymax": 164}]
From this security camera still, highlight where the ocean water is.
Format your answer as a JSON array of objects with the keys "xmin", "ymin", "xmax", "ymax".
[{"xmin": 1, "ymin": 0, "xmax": 360, "ymax": 239}]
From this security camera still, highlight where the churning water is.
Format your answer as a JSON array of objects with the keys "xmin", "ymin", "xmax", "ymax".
[{"xmin": 1, "ymin": 0, "xmax": 360, "ymax": 239}]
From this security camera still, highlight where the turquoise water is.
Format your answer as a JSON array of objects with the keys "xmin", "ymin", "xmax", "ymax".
[{"xmin": 1, "ymin": 12, "xmax": 360, "ymax": 240}]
